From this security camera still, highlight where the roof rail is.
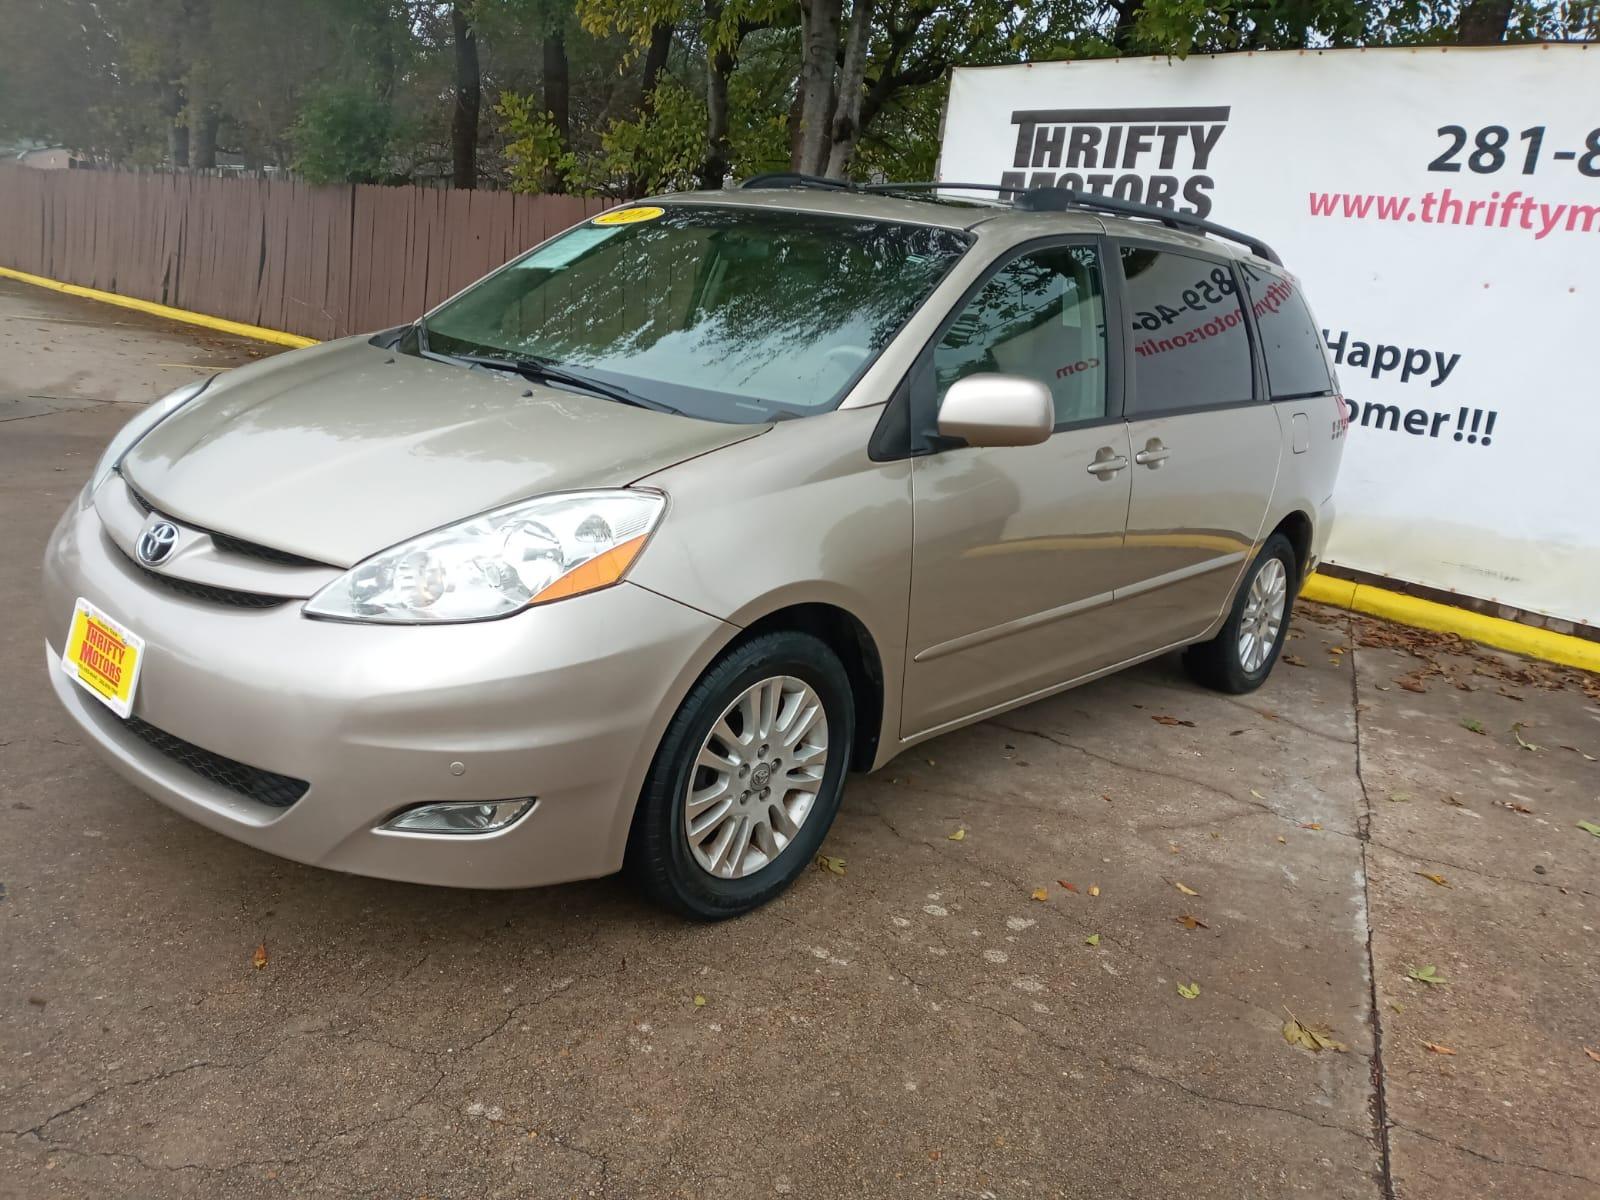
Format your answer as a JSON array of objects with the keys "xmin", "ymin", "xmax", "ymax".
[
  {"xmin": 739, "ymin": 172, "xmax": 854, "ymax": 192},
  {"xmin": 860, "ymin": 180, "xmax": 1282, "ymax": 265}
]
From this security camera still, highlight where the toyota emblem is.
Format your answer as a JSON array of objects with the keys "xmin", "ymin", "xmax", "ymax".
[{"xmin": 136, "ymin": 520, "xmax": 180, "ymax": 565}]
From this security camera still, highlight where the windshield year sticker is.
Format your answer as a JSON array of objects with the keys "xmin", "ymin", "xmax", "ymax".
[{"xmin": 592, "ymin": 205, "xmax": 664, "ymax": 226}]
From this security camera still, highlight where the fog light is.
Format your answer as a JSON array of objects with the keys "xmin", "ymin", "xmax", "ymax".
[{"xmin": 379, "ymin": 798, "xmax": 536, "ymax": 835}]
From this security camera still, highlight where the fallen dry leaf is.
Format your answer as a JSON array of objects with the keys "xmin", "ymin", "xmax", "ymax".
[
  {"xmin": 1560, "ymin": 745, "xmax": 1597, "ymax": 762},
  {"xmin": 1442, "ymin": 795, "xmax": 1467, "ymax": 809},
  {"xmin": 1395, "ymin": 675, "xmax": 1428, "ymax": 693},
  {"xmin": 1250, "ymin": 788, "xmax": 1267, "ymax": 800},
  {"xmin": 693, "ymin": 994, "xmax": 707, "ymax": 1007},
  {"xmin": 1416, "ymin": 872, "xmax": 1451, "ymax": 888},
  {"xmin": 1283, "ymin": 1012, "xmax": 1348, "ymax": 1053},
  {"xmin": 1171, "ymin": 880, "xmax": 1200, "ymax": 897},
  {"xmin": 1087, "ymin": 884, "xmax": 1100, "ymax": 898},
  {"xmin": 1388, "ymin": 792, "xmax": 1413, "ymax": 803},
  {"xmin": 1584, "ymin": 1047, "xmax": 1600, "ymax": 1064},
  {"xmin": 947, "ymin": 828, "xmax": 966, "ymax": 841},
  {"xmin": 1510, "ymin": 723, "xmax": 1539, "ymax": 752},
  {"xmin": 1152, "ymin": 714, "xmax": 1196, "ymax": 727},
  {"xmin": 1422, "ymin": 1041, "xmax": 1456, "ymax": 1055},
  {"xmin": 1282, "ymin": 655, "xmax": 1307, "ymax": 667},
  {"xmin": 1276, "ymin": 835, "xmax": 1287, "ymax": 844},
  {"xmin": 1494, "ymin": 799, "xmax": 1533, "ymax": 815},
  {"xmin": 251, "ymin": 943, "xmax": 268, "ymax": 970},
  {"xmin": 1030, "ymin": 887, "xmax": 1049, "ymax": 902},
  {"xmin": 1175, "ymin": 914, "xmax": 1209, "ymax": 930},
  {"xmin": 1300, "ymin": 821, "xmax": 1323, "ymax": 830},
  {"xmin": 1057, "ymin": 880, "xmax": 1079, "ymax": 893},
  {"xmin": 816, "ymin": 855, "xmax": 846, "ymax": 876}
]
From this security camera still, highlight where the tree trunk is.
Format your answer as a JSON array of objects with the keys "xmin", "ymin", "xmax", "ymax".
[
  {"xmin": 1111, "ymin": 0, "xmax": 1146, "ymax": 51},
  {"xmin": 169, "ymin": 122, "xmax": 190, "ymax": 169},
  {"xmin": 793, "ymin": 0, "xmax": 843, "ymax": 175},
  {"xmin": 639, "ymin": 22, "xmax": 673, "ymax": 115},
  {"xmin": 700, "ymin": 43, "xmax": 735, "ymax": 189},
  {"xmin": 1457, "ymin": 0, "xmax": 1514, "ymax": 42},
  {"xmin": 624, "ymin": 22, "xmax": 676, "ymax": 197},
  {"xmin": 162, "ymin": 80, "xmax": 189, "ymax": 169},
  {"xmin": 542, "ymin": 29, "xmax": 571, "ymax": 191},
  {"xmin": 193, "ymin": 106, "xmax": 220, "ymax": 169},
  {"xmin": 824, "ymin": 0, "xmax": 873, "ymax": 178},
  {"xmin": 450, "ymin": 3, "xmax": 481, "ymax": 189}
]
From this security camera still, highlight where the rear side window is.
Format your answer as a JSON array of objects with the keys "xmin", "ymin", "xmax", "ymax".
[
  {"xmin": 1120, "ymin": 246, "xmax": 1253, "ymax": 415},
  {"xmin": 1242, "ymin": 266, "xmax": 1335, "ymax": 399}
]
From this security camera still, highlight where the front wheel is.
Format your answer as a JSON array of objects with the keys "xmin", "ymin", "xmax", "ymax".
[
  {"xmin": 1182, "ymin": 533, "xmax": 1296, "ymax": 694},
  {"xmin": 626, "ymin": 630, "xmax": 854, "ymax": 920}
]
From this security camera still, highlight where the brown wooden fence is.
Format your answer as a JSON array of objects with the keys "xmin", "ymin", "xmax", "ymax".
[{"xmin": 0, "ymin": 167, "xmax": 609, "ymax": 340}]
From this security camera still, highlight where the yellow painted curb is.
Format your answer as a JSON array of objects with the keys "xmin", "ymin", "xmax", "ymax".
[
  {"xmin": 0, "ymin": 265, "xmax": 318, "ymax": 349},
  {"xmin": 1302, "ymin": 573, "xmax": 1600, "ymax": 673}
]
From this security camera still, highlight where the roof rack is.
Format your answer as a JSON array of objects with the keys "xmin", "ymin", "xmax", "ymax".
[
  {"xmin": 866, "ymin": 182, "xmax": 1282, "ymax": 264},
  {"xmin": 737, "ymin": 174, "xmax": 1281, "ymax": 265},
  {"xmin": 739, "ymin": 172, "xmax": 854, "ymax": 192}
]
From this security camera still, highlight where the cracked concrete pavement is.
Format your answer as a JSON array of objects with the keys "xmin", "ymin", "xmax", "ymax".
[{"xmin": 3, "ymin": 277, "xmax": 1599, "ymax": 1198}]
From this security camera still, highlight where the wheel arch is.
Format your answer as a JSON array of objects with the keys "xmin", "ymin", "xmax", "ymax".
[
  {"xmin": 739, "ymin": 602, "xmax": 886, "ymax": 772},
  {"xmin": 1269, "ymin": 508, "xmax": 1315, "ymax": 585}
]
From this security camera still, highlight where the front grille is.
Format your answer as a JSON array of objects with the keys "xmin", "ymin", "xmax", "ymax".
[
  {"xmin": 133, "ymin": 562, "xmax": 290, "ymax": 609},
  {"xmin": 123, "ymin": 716, "xmax": 310, "ymax": 808},
  {"xmin": 209, "ymin": 531, "xmax": 328, "ymax": 569}
]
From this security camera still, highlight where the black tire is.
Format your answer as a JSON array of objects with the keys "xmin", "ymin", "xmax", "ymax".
[
  {"xmin": 1182, "ymin": 533, "xmax": 1297, "ymax": 695},
  {"xmin": 626, "ymin": 630, "xmax": 855, "ymax": 920}
]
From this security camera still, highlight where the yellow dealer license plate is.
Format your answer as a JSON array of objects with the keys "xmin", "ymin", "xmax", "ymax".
[{"xmin": 62, "ymin": 598, "xmax": 146, "ymax": 719}]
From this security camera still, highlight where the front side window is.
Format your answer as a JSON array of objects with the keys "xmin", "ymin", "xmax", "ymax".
[
  {"xmin": 1242, "ymin": 266, "xmax": 1335, "ymax": 399},
  {"xmin": 417, "ymin": 205, "xmax": 969, "ymax": 423},
  {"xmin": 933, "ymin": 244, "xmax": 1109, "ymax": 427},
  {"xmin": 1121, "ymin": 246, "xmax": 1254, "ymax": 415}
]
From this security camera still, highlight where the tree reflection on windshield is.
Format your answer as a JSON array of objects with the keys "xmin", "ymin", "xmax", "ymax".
[{"xmin": 422, "ymin": 206, "xmax": 969, "ymax": 422}]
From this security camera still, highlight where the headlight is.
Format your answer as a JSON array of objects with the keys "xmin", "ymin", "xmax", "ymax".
[
  {"xmin": 303, "ymin": 489, "xmax": 666, "ymax": 623},
  {"xmin": 88, "ymin": 378, "xmax": 212, "ymax": 497}
]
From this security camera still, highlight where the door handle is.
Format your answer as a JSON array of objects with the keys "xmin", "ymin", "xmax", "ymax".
[
  {"xmin": 1134, "ymin": 438, "xmax": 1170, "ymax": 468},
  {"xmin": 1086, "ymin": 450, "xmax": 1128, "ymax": 478}
]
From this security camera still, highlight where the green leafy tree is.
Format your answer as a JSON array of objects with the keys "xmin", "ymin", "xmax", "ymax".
[{"xmin": 290, "ymin": 85, "xmax": 394, "ymax": 183}]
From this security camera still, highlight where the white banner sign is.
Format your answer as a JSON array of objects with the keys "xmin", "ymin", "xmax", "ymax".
[{"xmin": 942, "ymin": 46, "xmax": 1599, "ymax": 626}]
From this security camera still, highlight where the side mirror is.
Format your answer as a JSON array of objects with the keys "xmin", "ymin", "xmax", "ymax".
[{"xmin": 936, "ymin": 374, "xmax": 1054, "ymax": 448}]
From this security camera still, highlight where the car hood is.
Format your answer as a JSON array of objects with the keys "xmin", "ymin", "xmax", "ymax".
[{"xmin": 120, "ymin": 338, "xmax": 767, "ymax": 566}]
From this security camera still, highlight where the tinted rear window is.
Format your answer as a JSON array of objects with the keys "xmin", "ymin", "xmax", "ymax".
[
  {"xmin": 1243, "ymin": 267, "xmax": 1334, "ymax": 399},
  {"xmin": 1121, "ymin": 246, "xmax": 1254, "ymax": 415}
]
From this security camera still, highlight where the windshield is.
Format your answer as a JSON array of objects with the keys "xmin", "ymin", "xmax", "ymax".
[{"xmin": 416, "ymin": 204, "xmax": 971, "ymax": 423}]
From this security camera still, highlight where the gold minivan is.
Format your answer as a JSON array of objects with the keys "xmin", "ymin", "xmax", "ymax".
[{"xmin": 43, "ymin": 179, "xmax": 1345, "ymax": 918}]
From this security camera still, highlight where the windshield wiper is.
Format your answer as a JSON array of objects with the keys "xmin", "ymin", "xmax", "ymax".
[{"xmin": 423, "ymin": 341, "xmax": 679, "ymax": 415}]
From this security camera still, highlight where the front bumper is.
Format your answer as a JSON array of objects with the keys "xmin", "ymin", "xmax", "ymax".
[{"xmin": 41, "ymin": 499, "xmax": 734, "ymax": 888}]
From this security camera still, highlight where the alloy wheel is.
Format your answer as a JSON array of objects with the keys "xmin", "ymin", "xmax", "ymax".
[
  {"xmin": 683, "ymin": 675, "xmax": 830, "ymax": 879},
  {"xmin": 1238, "ymin": 557, "xmax": 1288, "ymax": 673}
]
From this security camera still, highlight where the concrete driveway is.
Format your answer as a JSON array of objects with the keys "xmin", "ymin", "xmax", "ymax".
[{"xmin": 3, "ymin": 277, "xmax": 1598, "ymax": 1199}]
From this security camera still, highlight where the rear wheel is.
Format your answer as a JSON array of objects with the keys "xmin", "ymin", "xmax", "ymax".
[
  {"xmin": 626, "ymin": 630, "xmax": 853, "ymax": 920},
  {"xmin": 1183, "ymin": 533, "xmax": 1296, "ymax": 694}
]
